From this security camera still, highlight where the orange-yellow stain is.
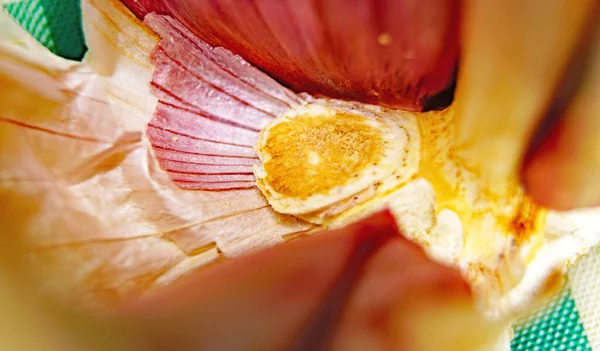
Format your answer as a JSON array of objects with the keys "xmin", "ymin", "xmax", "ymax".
[
  {"xmin": 262, "ymin": 113, "xmax": 384, "ymax": 199},
  {"xmin": 416, "ymin": 110, "xmax": 458, "ymax": 206},
  {"xmin": 416, "ymin": 109, "xmax": 544, "ymax": 243},
  {"xmin": 505, "ymin": 197, "xmax": 543, "ymax": 244},
  {"xmin": 260, "ymin": 106, "xmax": 544, "ymax": 245}
]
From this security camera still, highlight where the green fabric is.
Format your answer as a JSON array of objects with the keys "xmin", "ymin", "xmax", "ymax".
[
  {"xmin": 513, "ymin": 291, "xmax": 591, "ymax": 351},
  {"xmin": 3, "ymin": 0, "xmax": 86, "ymax": 60},
  {"xmin": 2, "ymin": 1, "xmax": 594, "ymax": 350}
]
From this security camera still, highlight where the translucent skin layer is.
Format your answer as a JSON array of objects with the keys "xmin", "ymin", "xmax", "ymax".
[{"xmin": 119, "ymin": 0, "xmax": 459, "ymax": 111}]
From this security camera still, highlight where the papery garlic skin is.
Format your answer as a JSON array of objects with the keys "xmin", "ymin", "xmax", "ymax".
[{"xmin": 0, "ymin": 0, "xmax": 318, "ymax": 309}]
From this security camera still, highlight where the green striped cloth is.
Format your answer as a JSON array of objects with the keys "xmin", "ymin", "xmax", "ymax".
[
  {"xmin": 2, "ymin": 1, "xmax": 598, "ymax": 350},
  {"xmin": 2, "ymin": 0, "xmax": 85, "ymax": 59}
]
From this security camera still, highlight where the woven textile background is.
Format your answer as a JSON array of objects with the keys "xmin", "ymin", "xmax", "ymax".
[
  {"xmin": 2, "ymin": 1, "xmax": 598, "ymax": 350},
  {"xmin": 2, "ymin": 0, "xmax": 86, "ymax": 59}
]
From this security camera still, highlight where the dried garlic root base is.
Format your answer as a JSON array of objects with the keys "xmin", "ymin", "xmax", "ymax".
[
  {"xmin": 254, "ymin": 98, "xmax": 600, "ymax": 320},
  {"xmin": 255, "ymin": 100, "xmax": 420, "ymax": 219}
]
